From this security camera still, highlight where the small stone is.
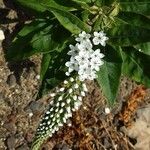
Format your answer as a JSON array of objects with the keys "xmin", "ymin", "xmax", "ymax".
[
  {"xmin": 53, "ymin": 143, "xmax": 70, "ymax": 150},
  {"xmin": 7, "ymin": 74, "xmax": 16, "ymax": 87},
  {"xmin": 36, "ymin": 75, "xmax": 40, "ymax": 80},
  {"xmin": 4, "ymin": 122, "xmax": 17, "ymax": 134},
  {"xmin": 6, "ymin": 136, "xmax": 16, "ymax": 149},
  {"xmin": 0, "ymin": 29, "xmax": 5, "ymax": 41},
  {"xmin": 16, "ymin": 144, "xmax": 29, "ymax": 150},
  {"xmin": 29, "ymin": 101, "xmax": 44, "ymax": 112},
  {"xmin": 105, "ymin": 107, "xmax": 110, "ymax": 114}
]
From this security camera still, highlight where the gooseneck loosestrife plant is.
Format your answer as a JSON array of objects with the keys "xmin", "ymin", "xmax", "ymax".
[{"xmin": 6, "ymin": 0, "xmax": 150, "ymax": 149}]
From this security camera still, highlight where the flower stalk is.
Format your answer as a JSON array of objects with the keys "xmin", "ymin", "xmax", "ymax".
[{"xmin": 31, "ymin": 77, "xmax": 88, "ymax": 150}]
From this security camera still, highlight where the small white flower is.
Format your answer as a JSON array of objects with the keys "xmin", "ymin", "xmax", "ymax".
[
  {"xmin": 75, "ymin": 31, "xmax": 91, "ymax": 43},
  {"xmin": 50, "ymin": 93, "xmax": 56, "ymax": 97},
  {"xmin": 66, "ymin": 106, "xmax": 71, "ymax": 113},
  {"xmin": 46, "ymin": 111, "xmax": 50, "ymax": 114},
  {"xmin": 50, "ymin": 100, "xmax": 54, "ymax": 105},
  {"xmin": 82, "ymin": 83, "xmax": 88, "ymax": 92},
  {"xmin": 68, "ymin": 88, "xmax": 73, "ymax": 93},
  {"xmin": 139, "ymin": 49, "xmax": 142, "ymax": 52},
  {"xmin": 29, "ymin": 112, "xmax": 33, "ymax": 117},
  {"xmin": 51, "ymin": 130, "xmax": 55, "ymax": 134},
  {"xmin": 93, "ymin": 31, "xmax": 108, "ymax": 46},
  {"xmin": 78, "ymin": 96, "xmax": 82, "ymax": 101},
  {"xmin": 56, "ymin": 113, "xmax": 60, "ymax": 118},
  {"xmin": 50, "ymin": 114, "xmax": 54, "ymax": 118},
  {"xmin": 77, "ymin": 40, "xmax": 93, "ymax": 51},
  {"xmin": 66, "ymin": 98, "xmax": 71, "ymax": 104},
  {"xmin": 75, "ymin": 51, "xmax": 89, "ymax": 66},
  {"xmin": 63, "ymin": 117, "xmax": 67, "ymax": 123},
  {"xmin": 55, "ymin": 108, "xmax": 59, "ymax": 112},
  {"xmin": 50, "ymin": 107, "xmax": 54, "ymax": 112},
  {"xmin": 81, "ymin": 91, "xmax": 85, "ymax": 96},
  {"xmin": 45, "ymin": 116, "xmax": 49, "ymax": 120},
  {"xmin": 74, "ymin": 83, "xmax": 79, "ymax": 89},
  {"xmin": 105, "ymin": 107, "xmax": 110, "ymax": 114},
  {"xmin": 0, "ymin": 29, "xmax": 5, "ymax": 41},
  {"xmin": 67, "ymin": 113, "xmax": 72, "ymax": 118},
  {"xmin": 59, "ymin": 108, "xmax": 63, "ymax": 114},
  {"xmin": 65, "ymin": 57, "xmax": 79, "ymax": 73},
  {"xmin": 64, "ymin": 80, "xmax": 68, "ymax": 84},
  {"xmin": 68, "ymin": 123, "xmax": 72, "ymax": 127},
  {"xmin": 36, "ymin": 75, "xmax": 40, "ymax": 80},
  {"xmin": 67, "ymin": 44, "xmax": 79, "ymax": 56},
  {"xmin": 47, "ymin": 121, "xmax": 51, "ymax": 125},
  {"xmin": 70, "ymin": 77, "xmax": 74, "ymax": 82},
  {"xmin": 61, "ymin": 102, "xmax": 65, "ymax": 107},
  {"xmin": 73, "ymin": 95, "xmax": 77, "ymax": 100},
  {"xmin": 58, "ymin": 123, "xmax": 63, "ymax": 127},
  {"xmin": 56, "ymin": 102, "xmax": 59, "ymax": 107},
  {"xmin": 65, "ymin": 72, "xmax": 70, "ymax": 76},
  {"xmin": 58, "ymin": 96, "xmax": 63, "ymax": 101},
  {"xmin": 59, "ymin": 87, "xmax": 65, "ymax": 92}
]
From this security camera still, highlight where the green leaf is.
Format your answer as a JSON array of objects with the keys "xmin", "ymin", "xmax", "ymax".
[
  {"xmin": 38, "ymin": 0, "xmax": 78, "ymax": 11},
  {"xmin": 40, "ymin": 53, "xmax": 51, "ymax": 81},
  {"xmin": 72, "ymin": 0, "xmax": 92, "ymax": 3},
  {"xmin": 37, "ymin": 49, "xmax": 70, "ymax": 98},
  {"xmin": 118, "ymin": 12, "xmax": 150, "ymax": 29},
  {"xmin": 40, "ymin": 2, "xmax": 91, "ymax": 34},
  {"xmin": 15, "ymin": 0, "xmax": 46, "ymax": 13},
  {"xmin": 6, "ymin": 20, "xmax": 48, "ymax": 60},
  {"xmin": 6, "ymin": 19, "xmax": 70, "ymax": 61},
  {"xmin": 121, "ymin": 47, "xmax": 150, "ymax": 87},
  {"xmin": 31, "ymin": 24, "xmax": 70, "ymax": 52},
  {"xmin": 119, "ymin": 1, "xmax": 150, "ymax": 16},
  {"xmin": 134, "ymin": 42, "xmax": 150, "ymax": 55},
  {"xmin": 108, "ymin": 23, "xmax": 150, "ymax": 46},
  {"xmin": 96, "ymin": 45, "xmax": 122, "ymax": 105}
]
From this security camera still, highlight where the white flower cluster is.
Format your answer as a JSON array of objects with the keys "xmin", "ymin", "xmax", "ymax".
[
  {"xmin": 35, "ymin": 77, "xmax": 88, "ymax": 138},
  {"xmin": 65, "ymin": 31, "xmax": 108, "ymax": 81}
]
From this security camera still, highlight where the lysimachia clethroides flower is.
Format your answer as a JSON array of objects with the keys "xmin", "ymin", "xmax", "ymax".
[
  {"xmin": 31, "ymin": 31, "xmax": 108, "ymax": 150},
  {"xmin": 65, "ymin": 31, "xmax": 109, "ymax": 81}
]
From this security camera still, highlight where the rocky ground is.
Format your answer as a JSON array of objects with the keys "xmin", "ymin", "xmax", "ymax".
[{"xmin": 0, "ymin": 0, "xmax": 150, "ymax": 150}]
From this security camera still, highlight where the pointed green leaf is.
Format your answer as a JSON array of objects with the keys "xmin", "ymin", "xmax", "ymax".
[
  {"xmin": 118, "ymin": 12, "xmax": 150, "ymax": 29},
  {"xmin": 6, "ymin": 20, "xmax": 70, "ymax": 61},
  {"xmin": 121, "ymin": 47, "xmax": 150, "ymax": 87},
  {"xmin": 134, "ymin": 42, "xmax": 150, "ymax": 55},
  {"xmin": 119, "ymin": 1, "xmax": 150, "ymax": 16},
  {"xmin": 38, "ymin": 0, "xmax": 78, "ymax": 11},
  {"xmin": 40, "ymin": 2, "xmax": 91, "ymax": 34},
  {"xmin": 108, "ymin": 23, "xmax": 150, "ymax": 46},
  {"xmin": 38, "ymin": 49, "xmax": 69, "ymax": 98},
  {"xmin": 40, "ymin": 53, "xmax": 51, "ymax": 81},
  {"xmin": 96, "ymin": 45, "xmax": 122, "ymax": 105},
  {"xmin": 15, "ymin": 0, "xmax": 46, "ymax": 13}
]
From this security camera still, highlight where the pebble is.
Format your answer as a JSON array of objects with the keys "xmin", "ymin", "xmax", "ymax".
[
  {"xmin": 16, "ymin": 144, "xmax": 29, "ymax": 150},
  {"xmin": 53, "ymin": 143, "xmax": 70, "ymax": 150},
  {"xmin": 7, "ymin": 74, "xmax": 16, "ymax": 87},
  {"xmin": 28, "ymin": 101, "xmax": 44, "ymax": 112},
  {"xmin": 6, "ymin": 136, "xmax": 16, "ymax": 150},
  {"xmin": 4, "ymin": 122, "xmax": 17, "ymax": 134}
]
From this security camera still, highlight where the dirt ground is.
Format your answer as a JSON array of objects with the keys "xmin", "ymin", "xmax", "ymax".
[{"xmin": 0, "ymin": 1, "xmax": 150, "ymax": 150}]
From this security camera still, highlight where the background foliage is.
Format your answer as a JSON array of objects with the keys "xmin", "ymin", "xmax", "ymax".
[{"xmin": 6, "ymin": 0, "xmax": 150, "ymax": 105}]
